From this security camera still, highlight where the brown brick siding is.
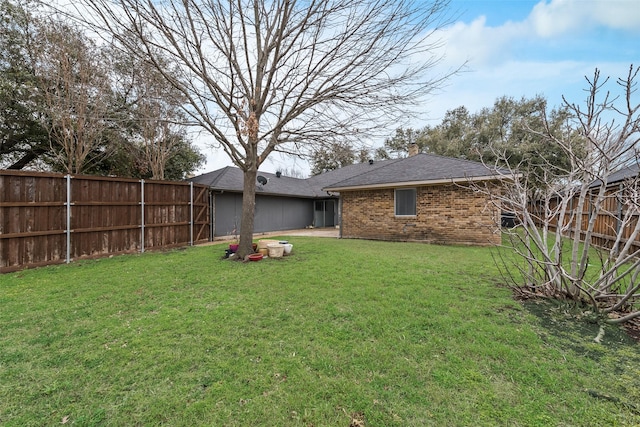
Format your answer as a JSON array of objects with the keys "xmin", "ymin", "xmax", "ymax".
[{"xmin": 340, "ymin": 184, "xmax": 501, "ymax": 246}]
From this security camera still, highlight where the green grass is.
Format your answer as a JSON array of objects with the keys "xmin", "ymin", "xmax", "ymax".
[{"xmin": 1, "ymin": 237, "xmax": 638, "ymax": 426}]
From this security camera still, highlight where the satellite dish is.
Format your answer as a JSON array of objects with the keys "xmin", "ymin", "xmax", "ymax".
[{"xmin": 257, "ymin": 175, "xmax": 268, "ymax": 185}]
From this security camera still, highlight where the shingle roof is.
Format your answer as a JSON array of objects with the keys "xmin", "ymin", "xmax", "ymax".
[
  {"xmin": 322, "ymin": 153, "xmax": 507, "ymax": 191},
  {"xmin": 589, "ymin": 163, "xmax": 640, "ymax": 188},
  {"xmin": 307, "ymin": 158, "xmax": 400, "ymax": 192},
  {"xmin": 190, "ymin": 154, "xmax": 509, "ymax": 196},
  {"xmin": 190, "ymin": 166, "xmax": 319, "ymax": 198}
]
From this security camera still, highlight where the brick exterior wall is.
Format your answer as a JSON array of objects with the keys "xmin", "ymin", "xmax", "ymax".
[{"xmin": 340, "ymin": 184, "xmax": 501, "ymax": 246}]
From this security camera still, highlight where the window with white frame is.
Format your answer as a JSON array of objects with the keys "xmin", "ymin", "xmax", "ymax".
[{"xmin": 395, "ymin": 188, "xmax": 416, "ymax": 216}]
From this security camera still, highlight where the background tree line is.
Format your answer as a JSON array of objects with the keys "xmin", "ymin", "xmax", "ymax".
[
  {"xmin": 311, "ymin": 94, "xmax": 576, "ymax": 186},
  {"xmin": 0, "ymin": 0, "xmax": 204, "ymax": 179}
]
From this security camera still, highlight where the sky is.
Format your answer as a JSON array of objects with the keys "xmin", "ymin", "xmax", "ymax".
[{"xmin": 194, "ymin": 0, "xmax": 640, "ymax": 177}]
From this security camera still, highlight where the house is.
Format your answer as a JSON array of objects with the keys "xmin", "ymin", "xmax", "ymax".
[
  {"xmin": 190, "ymin": 166, "xmax": 336, "ymax": 238},
  {"xmin": 322, "ymin": 150, "xmax": 507, "ymax": 246},
  {"xmin": 589, "ymin": 163, "xmax": 640, "ymax": 189},
  {"xmin": 191, "ymin": 148, "xmax": 510, "ymax": 245}
]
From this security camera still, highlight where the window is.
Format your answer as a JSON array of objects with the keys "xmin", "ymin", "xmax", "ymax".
[{"xmin": 395, "ymin": 188, "xmax": 416, "ymax": 216}]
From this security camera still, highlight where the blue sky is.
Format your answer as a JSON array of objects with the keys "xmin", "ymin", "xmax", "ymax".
[
  {"xmin": 422, "ymin": 0, "xmax": 639, "ymax": 123},
  {"xmin": 198, "ymin": 0, "xmax": 640, "ymax": 175}
]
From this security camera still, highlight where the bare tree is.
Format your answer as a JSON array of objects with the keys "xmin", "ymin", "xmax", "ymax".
[
  {"xmin": 126, "ymin": 59, "xmax": 189, "ymax": 180},
  {"xmin": 137, "ymin": 115, "xmax": 183, "ymax": 180},
  {"xmin": 108, "ymin": 37, "xmax": 193, "ymax": 180},
  {"xmin": 488, "ymin": 65, "xmax": 640, "ymax": 328},
  {"xmin": 32, "ymin": 19, "xmax": 114, "ymax": 174},
  {"xmin": 57, "ymin": 0, "xmax": 458, "ymax": 256}
]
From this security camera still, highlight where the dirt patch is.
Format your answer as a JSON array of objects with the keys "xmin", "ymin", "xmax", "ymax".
[
  {"xmin": 623, "ymin": 318, "xmax": 640, "ymax": 342},
  {"xmin": 349, "ymin": 412, "xmax": 365, "ymax": 427},
  {"xmin": 523, "ymin": 299, "xmax": 638, "ymax": 348},
  {"xmin": 512, "ymin": 290, "xmax": 640, "ymax": 343}
]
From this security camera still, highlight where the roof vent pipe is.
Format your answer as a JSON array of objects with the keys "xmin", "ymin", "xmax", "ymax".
[
  {"xmin": 368, "ymin": 159, "xmax": 374, "ymax": 165},
  {"xmin": 276, "ymin": 171, "xmax": 282, "ymax": 178}
]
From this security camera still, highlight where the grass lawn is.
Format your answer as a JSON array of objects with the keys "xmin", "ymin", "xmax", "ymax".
[{"xmin": 1, "ymin": 237, "xmax": 638, "ymax": 426}]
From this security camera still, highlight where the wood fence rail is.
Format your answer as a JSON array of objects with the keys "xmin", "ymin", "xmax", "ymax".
[{"xmin": 1, "ymin": 170, "xmax": 210, "ymax": 273}]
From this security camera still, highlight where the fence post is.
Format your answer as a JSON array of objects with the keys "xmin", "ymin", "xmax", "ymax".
[
  {"xmin": 616, "ymin": 183, "xmax": 623, "ymax": 235},
  {"xmin": 140, "ymin": 179, "xmax": 145, "ymax": 253},
  {"xmin": 190, "ymin": 181, "xmax": 194, "ymax": 246},
  {"xmin": 66, "ymin": 174, "xmax": 71, "ymax": 264}
]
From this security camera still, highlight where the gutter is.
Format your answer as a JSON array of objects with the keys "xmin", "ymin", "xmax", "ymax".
[{"xmin": 322, "ymin": 173, "xmax": 519, "ymax": 192}]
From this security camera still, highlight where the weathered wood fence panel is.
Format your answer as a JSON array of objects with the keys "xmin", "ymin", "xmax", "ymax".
[
  {"xmin": 528, "ymin": 185, "xmax": 640, "ymax": 254},
  {"xmin": 1, "ymin": 170, "xmax": 210, "ymax": 273}
]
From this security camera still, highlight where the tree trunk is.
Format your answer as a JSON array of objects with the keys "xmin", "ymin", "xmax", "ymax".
[
  {"xmin": 8, "ymin": 147, "xmax": 48, "ymax": 170},
  {"xmin": 238, "ymin": 167, "xmax": 258, "ymax": 259}
]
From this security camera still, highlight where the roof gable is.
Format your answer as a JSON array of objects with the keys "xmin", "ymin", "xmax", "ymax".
[{"xmin": 322, "ymin": 153, "xmax": 507, "ymax": 191}]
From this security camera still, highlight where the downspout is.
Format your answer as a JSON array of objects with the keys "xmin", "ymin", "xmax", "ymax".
[{"xmin": 210, "ymin": 190, "xmax": 216, "ymax": 241}]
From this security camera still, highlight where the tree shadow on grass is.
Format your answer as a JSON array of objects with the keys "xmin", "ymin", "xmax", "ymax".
[
  {"xmin": 523, "ymin": 299, "xmax": 640, "ymax": 416},
  {"xmin": 523, "ymin": 299, "xmax": 636, "ymax": 353}
]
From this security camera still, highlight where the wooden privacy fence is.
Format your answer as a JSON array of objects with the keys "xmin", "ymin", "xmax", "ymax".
[
  {"xmin": 528, "ymin": 184, "xmax": 640, "ymax": 253},
  {"xmin": 1, "ymin": 170, "xmax": 210, "ymax": 273}
]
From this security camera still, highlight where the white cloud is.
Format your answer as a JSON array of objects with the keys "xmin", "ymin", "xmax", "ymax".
[
  {"xmin": 435, "ymin": 0, "xmax": 639, "ymax": 69},
  {"xmin": 423, "ymin": 0, "xmax": 637, "ymax": 119},
  {"xmin": 438, "ymin": 17, "xmax": 505, "ymax": 65},
  {"xmin": 528, "ymin": 0, "xmax": 586, "ymax": 37},
  {"xmin": 529, "ymin": 0, "xmax": 640, "ymax": 37}
]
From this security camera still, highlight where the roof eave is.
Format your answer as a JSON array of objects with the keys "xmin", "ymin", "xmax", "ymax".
[
  {"xmin": 322, "ymin": 174, "xmax": 517, "ymax": 192},
  {"xmin": 210, "ymin": 188, "xmax": 318, "ymax": 198}
]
